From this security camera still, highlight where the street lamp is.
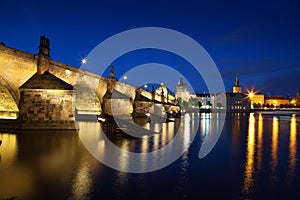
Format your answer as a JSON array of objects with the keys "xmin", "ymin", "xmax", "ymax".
[
  {"xmin": 80, "ymin": 58, "xmax": 87, "ymax": 80},
  {"xmin": 123, "ymin": 75, "xmax": 127, "ymax": 83},
  {"xmin": 248, "ymin": 91, "xmax": 254, "ymax": 109},
  {"xmin": 248, "ymin": 92, "xmax": 254, "ymax": 99},
  {"xmin": 291, "ymin": 99, "xmax": 296, "ymax": 107},
  {"xmin": 81, "ymin": 58, "xmax": 87, "ymax": 65}
]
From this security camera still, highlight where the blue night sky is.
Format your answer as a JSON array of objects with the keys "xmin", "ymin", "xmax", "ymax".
[{"xmin": 1, "ymin": 0, "xmax": 300, "ymax": 96}]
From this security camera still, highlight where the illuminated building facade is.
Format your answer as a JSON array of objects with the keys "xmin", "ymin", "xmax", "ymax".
[
  {"xmin": 175, "ymin": 78, "xmax": 190, "ymax": 102},
  {"xmin": 226, "ymin": 75, "xmax": 251, "ymax": 112},
  {"xmin": 249, "ymin": 93, "xmax": 265, "ymax": 107},
  {"xmin": 265, "ymin": 96, "xmax": 290, "ymax": 107},
  {"xmin": 226, "ymin": 92, "xmax": 251, "ymax": 112}
]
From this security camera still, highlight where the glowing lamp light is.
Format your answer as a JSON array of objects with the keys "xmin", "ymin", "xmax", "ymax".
[
  {"xmin": 124, "ymin": 76, "xmax": 127, "ymax": 80},
  {"xmin": 81, "ymin": 58, "xmax": 87, "ymax": 64},
  {"xmin": 248, "ymin": 92, "xmax": 254, "ymax": 99},
  {"xmin": 97, "ymin": 117, "xmax": 106, "ymax": 122}
]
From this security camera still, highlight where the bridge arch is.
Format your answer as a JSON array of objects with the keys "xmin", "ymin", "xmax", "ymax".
[{"xmin": 0, "ymin": 75, "xmax": 19, "ymax": 119}]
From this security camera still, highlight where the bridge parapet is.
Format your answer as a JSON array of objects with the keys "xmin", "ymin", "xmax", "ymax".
[{"xmin": 0, "ymin": 36, "xmax": 179, "ymax": 126}]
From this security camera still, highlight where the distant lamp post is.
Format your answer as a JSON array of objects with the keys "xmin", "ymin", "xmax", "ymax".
[
  {"xmin": 124, "ymin": 75, "xmax": 127, "ymax": 83},
  {"xmin": 81, "ymin": 58, "xmax": 87, "ymax": 65},
  {"xmin": 80, "ymin": 58, "xmax": 87, "ymax": 80},
  {"xmin": 144, "ymin": 84, "xmax": 148, "ymax": 90},
  {"xmin": 248, "ymin": 91, "xmax": 255, "ymax": 109},
  {"xmin": 291, "ymin": 99, "xmax": 296, "ymax": 106}
]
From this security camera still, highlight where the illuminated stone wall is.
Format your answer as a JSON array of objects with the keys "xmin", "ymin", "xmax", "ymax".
[
  {"xmin": 102, "ymin": 99, "xmax": 132, "ymax": 116},
  {"xmin": 19, "ymin": 89, "xmax": 74, "ymax": 122},
  {"xmin": 133, "ymin": 101, "xmax": 154, "ymax": 117},
  {"xmin": 0, "ymin": 43, "xmax": 107, "ymax": 120},
  {"xmin": 0, "ymin": 44, "xmax": 37, "ymax": 103},
  {"xmin": 74, "ymin": 82, "xmax": 101, "ymax": 114},
  {"xmin": 0, "ymin": 41, "xmax": 170, "ymax": 122}
]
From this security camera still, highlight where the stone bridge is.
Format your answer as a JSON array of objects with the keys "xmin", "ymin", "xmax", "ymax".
[{"xmin": 0, "ymin": 36, "xmax": 179, "ymax": 127}]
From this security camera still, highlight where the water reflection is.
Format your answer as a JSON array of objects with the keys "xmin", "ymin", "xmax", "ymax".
[
  {"xmin": 0, "ymin": 113, "xmax": 299, "ymax": 199},
  {"xmin": 0, "ymin": 131, "xmax": 85, "ymax": 200},
  {"xmin": 78, "ymin": 112, "xmax": 200, "ymax": 173},
  {"xmin": 241, "ymin": 113, "xmax": 255, "ymax": 198},
  {"xmin": 70, "ymin": 159, "xmax": 92, "ymax": 200},
  {"xmin": 270, "ymin": 116, "xmax": 279, "ymax": 182},
  {"xmin": 200, "ymin": 113, "xmax": 211, "ymax": 137},
  {"xmin": 287, "ymin": 115, "xmax": 297, "ymax": 185},
  {"xmin": 0, "ymin": 133, "xmax": 17, "ymax": 166},
  {"xmin": 257, "ymin": 114, "xmax": 263, "ymax": 171}
]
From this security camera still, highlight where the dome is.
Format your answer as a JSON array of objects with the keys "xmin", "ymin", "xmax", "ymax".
[{"xmin": 156, "ymin": 83, "xmax": 168, "ymax": 97}]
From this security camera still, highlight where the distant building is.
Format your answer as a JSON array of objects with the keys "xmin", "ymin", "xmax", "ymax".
[
  {"xmin": 156, "ymin": 83, "xmax": 168, "ymax": 97},
  {"xmin": 226, "ymin": 75, "xmax": 250, "ymax": 112},
  {"xmin": 226, "ymin": 92, "xmax": 250, "ymax": 112},
  {"xmin": 195, "ymin": 93, "xmax": 211, "ymax": 106},
  {"xmin": 250, "ymin": 93, "xmax": 265, "ymax": 107},
  {"xmin": 296, "ymin": 93, "xmax": 300, "ymax": 107},
  {"xmin": 175, "ymin": 78, "xmax": 190, "ymax": 102},
  {"xmin": 233, "ymin": 74, "xmax": 242, "ymax": 93},
  {"xmin": 156, "ymin": 83, "xmax": 175, "ymax": 103},
  {"xmin": 265, "ymin": 96, "xmax": 290, "ymax": 107},
  {"xmin": 191, "ymin": 93, "xmax": 216, "ymax": 108}
]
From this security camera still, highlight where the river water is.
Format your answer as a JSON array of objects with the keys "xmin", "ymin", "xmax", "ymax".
[{"xmin": 0, "ymin": 113, "xmax": 299, "ymax": 200}]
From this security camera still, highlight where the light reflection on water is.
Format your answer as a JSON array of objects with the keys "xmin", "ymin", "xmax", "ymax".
[
  {"xmin": 0, "ymin": 113, "xmax": 299, "ymax": 199},
  {"xmin": 78, "ymin": 113, "xmax": 200, "ymax": 173},
  {"xmin": 270, "ymin": 116, "xmax": 279, "ymax": 183},
  {"xmin": 257, "ymin": 114, "xmax": 263, "ymax": 171},
  {"xmin": 0, "ymin": 134, "xmax": 17, "ymax": 167},
  {"xmin": 241, "ymin": 113, "xmax": 256, "ymax": 199},
  {"xmin": 70, "ymin": 159, "xmax": 92, "ymax": 200},
  {"xmin": 288, "ymin": 115, "xmax": 297, "ymax": 185}
]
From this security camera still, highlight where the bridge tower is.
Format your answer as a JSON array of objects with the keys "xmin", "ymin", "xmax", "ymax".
[
  {"xmin": 233, "ymin": 74, "xmax": 242, "ymax": 93},
  {"xmin": 37, "ymin": 35, "xmax": 50, "ymax": 74}
]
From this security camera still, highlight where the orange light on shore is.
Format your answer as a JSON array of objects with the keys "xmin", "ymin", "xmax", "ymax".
[
  {"xmin": 248, "ymin": 91, "xmax": 255, "ymax": 109},
  {"xmin": 248, "ymin": 92, "xmax": 254, "ymax": 99}
]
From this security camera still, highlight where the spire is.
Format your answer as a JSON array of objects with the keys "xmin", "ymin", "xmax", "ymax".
[
  {"xmin": 39, "ymin": 35, "xmax": 50, "ymax": 56},
  {"xmin": 178, "ymin": 77, "xmax": 185, "ymax": 85},
  {"xmin": 235, "ymin": 74, "xmax": 240, "ymax": 86},
  {"xmin": 233, "ymin": 73, "xmax": 242, "ymax": 93}
]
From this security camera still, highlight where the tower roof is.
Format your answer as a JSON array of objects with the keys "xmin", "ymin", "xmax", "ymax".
[
  {"xmin": 235, "ymin": 74, "xmax": 240, "ymax": 86},
  {"xmin": 103, "ymin": 90, "xmax": 130, "ymax": 99},
  {"xmin": 177, "ymin": 77, "xmax": 186, "ymax": 86},
  {"xmin": 19, "ymin": 71, "xmax": 73, "ymax": 90}
]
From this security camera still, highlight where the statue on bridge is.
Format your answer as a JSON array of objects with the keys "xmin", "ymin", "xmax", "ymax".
[
  {"xmin": 39, "ymin": 35, "xmax": 50, "ymax": 56},
  {"xmin": 151, "ymin": 85, "xmax": 155, "ymax": 101},
  {"xmin": 109, "ymin": 66, "xmax": 114, "ymax": 79},
  {"xmin": 161, "ymin": 88, "xmax": 165, "ymax": 102}
]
